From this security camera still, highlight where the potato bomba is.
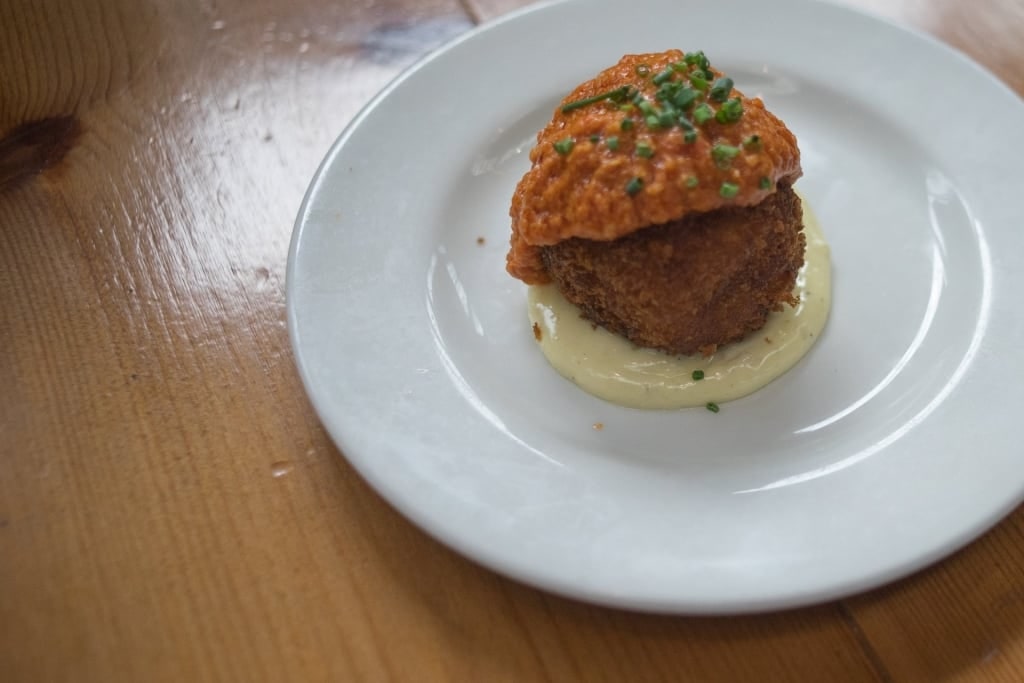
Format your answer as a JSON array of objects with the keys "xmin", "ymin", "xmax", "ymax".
[{"xmin": 507, "ymin": 50, "xmax": 804, "ymax": 356}]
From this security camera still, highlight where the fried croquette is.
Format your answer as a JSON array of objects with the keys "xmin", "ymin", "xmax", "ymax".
[
  {"xmin": 541, "ymin": 182, "xmax": 804, "ymax": 356},
  {"xmin": 506, "ymin": 49, "xmax": 804, "ymax": 355}
]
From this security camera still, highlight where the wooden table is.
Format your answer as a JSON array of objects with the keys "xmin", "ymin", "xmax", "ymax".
[{"xmin": 3, "ymin": 0, "xmax": 1023, "ymax": 680}]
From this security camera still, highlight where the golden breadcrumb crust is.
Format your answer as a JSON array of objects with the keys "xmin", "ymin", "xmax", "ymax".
[{"xmin": 540, "ymin": 182, "xmax": 805, "ymax": 356}]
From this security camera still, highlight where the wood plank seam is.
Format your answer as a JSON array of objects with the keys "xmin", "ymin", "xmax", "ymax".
[
  {"xmin": 839, "ymin": 602, "xmax": 895, "ymax": 683},
  {"xmin": 456, "ymin": 0, "xmax": 483, "ymax": 25}
]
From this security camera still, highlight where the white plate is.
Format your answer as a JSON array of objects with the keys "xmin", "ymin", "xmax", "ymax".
[{"xmin": 287, "ymin": 0, "xmax": 1024, "ymax": 613}]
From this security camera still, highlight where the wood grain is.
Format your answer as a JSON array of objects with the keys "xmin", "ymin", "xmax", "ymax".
[{"xmin": 2, "ymin": 0, "xmax": 1023, "ymax": 681}]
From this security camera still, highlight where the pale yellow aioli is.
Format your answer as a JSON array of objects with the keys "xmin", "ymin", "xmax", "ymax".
[{"xmin": 527, "ymin": 200, "xmax": 831, "ymax": 409}]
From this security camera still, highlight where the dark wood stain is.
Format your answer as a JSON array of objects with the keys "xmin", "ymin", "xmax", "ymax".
[{"xmin": 0, "ymin": 115, "xmax": 82, "ymax": 192}]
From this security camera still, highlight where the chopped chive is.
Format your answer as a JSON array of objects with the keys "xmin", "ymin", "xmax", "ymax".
[
  {"xmin": 618, "ymin": 104, "xmax": 635, "ymax": 112},
  {"xmin": 719, "ymin": 182, "xmax": 740, "ymax": 198},
  {"xmin": 759, "ymin": 176, "xmax": 772, "ymax": 189},
  {"xmin": 589, "ymin": 134, "xmax": 601, "ymax": 143},
  {"xmin": 652, "ymin": 68, "xmax": 675, "ymax": 85},
  {"xmin": 688, "ymin": 72, "xmax": 709, "ymax": 91},
  {"xmin": 692, "ymin": 369, "xmax": 705, "ymax": 380},
  {"xmin": 620, "ymin": 118, "xmax": 635, "ymax": 131},
  {"xmin": 709, "ymin": 77, "xmax": 734, "ymax": 102},
  {"xmin": 684, "ymin": 51, "xmax": 709, "ymax": 69},
  {"xmin": 636, "ymin": 142, "xmax": 654, "ymax": 158},
  {"xmin": 715, "ymin": 97, "xmax": 743, "ymax": 123},
  {"xmin": 684, "ymin": 130, "xmax": 698, "ymax": 143},
  {"xmin": 706, "ymin": 401, "xmax": 720, "ymax": 413},
  {"xmin": 606, "ymin": 136, "xmax": 619, "ymax": 151},
  {"xmin": 671, "ymin": 60, "xmax": 688, "ymax": 72},
  {"xmin": 636, "ymin": 99, "xmax": 658, "ymax": 116},
  {"xmin": 645, "ymin": 114, "xmax": 661, "ymax": 128},
  {"xmin": 711, "ymin": 143, "xmax": 741, "ymax": 168},
  {"xmin": 635, "ymin": 64, "xmax": 651, "ymax": 77},
  {"xmin": 743, "ymin": 134, "xmax": 762, "ymax": 150},
  {"xmin": 656, "ymin": 79, "xmax": 682, "ymax": 98},
  {"xmin": 657, "ymin": 110, "xmax": 676, "ymax": 127},
  {"xmin": 693, "ymin": 103, "xmax": 714, "ymax": 124},
  {"xmin": 654, "ymin": 87, "xmax": 673, "ymax": 105},
  {"xmin": 670, "ymin": 87, "xmax": 699, "ymax": 110},
  {"xmin": 561, "ymin": 85, "xmax": 633, "ymax": 113},
  {"xmin": 553, "ymin": 138, "xmax": 575, "ymax": 155},
  {"xmin": 685, "ymin": 176, "xmax": 699, "ymax": 188},
  {"xmin": 626, "ymin": 176, "xmax": 644, "ymax": 195}
]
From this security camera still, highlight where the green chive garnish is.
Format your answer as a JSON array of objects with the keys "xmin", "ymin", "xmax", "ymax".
[
  {"xmin": 693, "ymin": 103, "xmax": 713, "ymax": 124},
  {"xmin": 706, "ymin": 401, "xmax": 720, "ymax": 413},
  {"xmin": 711, "ymin": 143, "xmax": 740, "ymax": 168},
  {"xmin": 621, "ymin": 118, "xmax": 635, "ymax": 131},
  {"xmin": 692, "ymin": 369, "xmax": 705, "ymax": 380},
  {"xmin": 561, "ymin": 85, "xmax": 633, "ymax": 114},
  {"xmin": 626, "ymin": 177, "xmax": 644, "ymax": 196},
  {"xmin": 719, "ymin": 182, "xmax": 739, "ymax": 198},
  {"xmin": 636, "ymin": 142, "xmax": 654, "ymax": 158},
  {"xmin": 684, "ymin": 130, "xmax": 698, "ymax": 143},
  {"xmin": 689, "ymin": 72, "xmax": 709, "ymax": 91},
  {"xmin": 686, "ymin": 176, "xmax": 699, "ymax": 188},
  {"xmin": 645, "ymin": 114, "xmax": 661, "ymax": 128},
  {"xmin": 709, "ymin": 77, "xmax": 734, "ymax": 102},
  {"xmin": 656, "ymin": 80, "xmax": 680, "ymax": 101},
  {"xmin": 759, "ymin": 176, "xmax": 772, "ymax": 189},
  {"xmin": 684, "ymin": 51, "xmax": 709, "ymax": 69},
  {"xmin": 716, "ymin": 98, "xmax": 743, "ymax": 123},
  {"xmin": 553, "ymin": 138, "xmax": 575, "ymax": 155},
  {"xmin": 606, "ymin": 136, "xmax": 619, "ymax": 151},
  {"xmin": 589, "ymin": 134, "xmax": 600, "ymax": 143},
  {"xmin": 671, "ymin": 87, "xmax": 699, "ymax": 110},
  {"xmin": 652, "ymin": 68, "xmax": 674, "ymax": 85}
]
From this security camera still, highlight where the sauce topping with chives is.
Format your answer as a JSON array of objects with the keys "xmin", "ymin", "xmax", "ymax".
[
  {"xmin": 557, "ymin": 48, "xmax": 744, "ymax": 150},
  {"xmin": 507, "ymin": 49, "xmax": 802, "ymax": 284}
]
